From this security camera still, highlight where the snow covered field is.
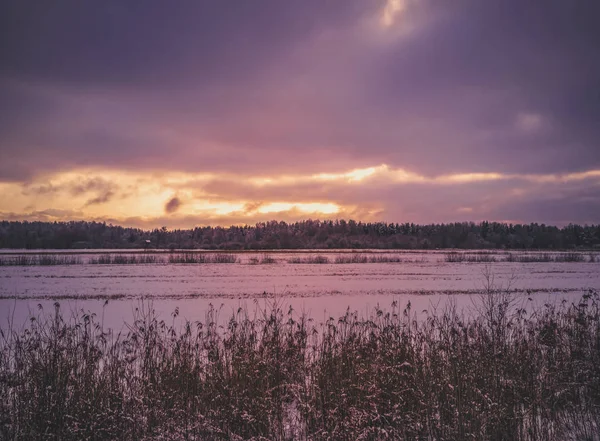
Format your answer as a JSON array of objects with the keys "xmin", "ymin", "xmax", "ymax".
[{"xmin": 1, "ymin": 250, "xmax": 598, "ymax": 329}]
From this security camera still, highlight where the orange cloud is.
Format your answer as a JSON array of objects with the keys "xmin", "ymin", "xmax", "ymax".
[{"xmin": 1, "ymin": 165, "xmax": 600, "ymax": 227}]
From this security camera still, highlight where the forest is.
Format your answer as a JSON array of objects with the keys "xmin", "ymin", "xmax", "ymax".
[{"xmin": 1, "ymin": 220, "xmax": 599, "ymax": 250}]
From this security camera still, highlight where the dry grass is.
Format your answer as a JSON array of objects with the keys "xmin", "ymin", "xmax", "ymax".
[
  {"xmin": 248, "ymin": 254, "xmax": 278, "ymax": 265},
  {"xmin": 334, "ymin": 255, "xmax": 404, "ymax": 264},
  {"xmin": 0, "ymin": 255, "xmax": 84, "ymax": 266},
  {"xmin": 167, "ymin": 253, "xmax": 238, "ymax": 264},
  {"xmin": 287, "ymin": 255, "xmax": 330, "ymax": 264},
  {"xmin": 445, "ymin": 252, "xmax": 590, "ymax": 263},
  {"xmin": 89, "ymin": 254, "xmax": 163, "ymax": 264},
  {"xmin": 445, "ymin": 252, "xmax": 497, "ymax": 263},
  {"xmin": 1, "ymin": 290, "xmax": 600, "ymax": 440},
  {"xmin": 504, "ymin": 252, "xmax": 586, "ymax": 263}
]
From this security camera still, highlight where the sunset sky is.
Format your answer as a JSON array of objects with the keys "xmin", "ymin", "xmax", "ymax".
[{"xmin": 1, "ymin": 0, "xmax": 599, "ymax": 228}]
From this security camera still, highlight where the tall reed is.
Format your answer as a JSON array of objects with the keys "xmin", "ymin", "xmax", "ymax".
[
  {"xmin": 287, "ymin": 255, "xmax": 329, "ymax": 264},
  {"xmin": 1, "ymin": 292, "xmax": 599, "ymax": 440},
  {"xmin": 0, "ymin": 255, "xmax": 83, "ymax": 266},
  {"xmin": 89, "ymin": 254, "xmax": 163, "ymax": 264}
]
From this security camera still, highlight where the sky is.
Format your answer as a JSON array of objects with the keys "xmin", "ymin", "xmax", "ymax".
[{"xmin": 1, "ymin": 0, "xmax": 599, "ymax": 228}]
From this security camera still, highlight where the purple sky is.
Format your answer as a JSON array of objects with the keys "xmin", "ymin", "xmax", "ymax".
[{"xmin": 1, "ymin": 0, "xmax": 599, "ymax": 227}]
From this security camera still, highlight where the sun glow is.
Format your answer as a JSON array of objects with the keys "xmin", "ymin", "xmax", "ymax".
[
  {"xmin": 257, "ymin": 202, "xmax": 340, "ymax": 215},
  {"xmin": 188, "ymin": 201, "xmax": 246, "ymax": 215},
  {"xmin": 381, "ymin": 0, "xmax": 406, "ymax": 28},
  {"xmin": 314, "ymin": 165, "xmax": 387, "ymax": 182},
  {"xmin": 439, "ymin": 172, "xmax": 505, "ymax": 184}
]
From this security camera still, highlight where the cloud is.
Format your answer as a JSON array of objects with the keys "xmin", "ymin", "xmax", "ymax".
[
  {"xmin": 20, "ymin": 175, "xmax": 119, "ymax": 210},
  {"xmin": 164, "ymin": 196, "xmax": 182, "ymax": 214},
  {"xmin": 1, "ymin": 0, "xmax": 599, "ymax": 182},
  {"xmin": 0, "ymin": 0, "xmax": 599, "ymax": 224},
  {"xmin": 84, "ymin": 191, "xmax": 115, "ymax": 206},
  {"xmin": 2, "ymin": 166, "xmax": 599, "ymax": 227},
  {"xmin": 381, "ymin": 0, "xmax": 407, "ymax": 28},
  {"xmin": 0, "ymin": 208, "xmax": 85, "ymax": 222},
  {"xmin": 516, "ymin": 112, "xmax": 544, "ymax": 133},
  {"xmin": 22, "ymin": 176, "xmax": 117, "ymax": 197}
]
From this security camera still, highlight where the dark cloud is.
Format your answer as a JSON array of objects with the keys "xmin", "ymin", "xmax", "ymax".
[
  {"xmin": 1, "ymin": 0, "xmax": 599, "ymax": 223},
  {"xmin": 70, "ymin": 177, "xmax": 117, "ymax": 196},
  {"xmin": 358, "ymin": 0, "xmax": 600, "ymax": 175},
  {"xmin": 165, "ymin": 197, "xmax": 182, "ymax": 214},
  {"xmin": 0, "ymin": 0, "xmax": 375, "ymax": 88},
  {"xmin": 21, "ymin": 177, "xmax": 118, "ymax": 207},
  {"xmin": 483, "ymin": 182, "xmax": 600, "ymax": 226},
  {"xmin": 84, "ymin": 191, "xmax": 115, "ymax": 207}
]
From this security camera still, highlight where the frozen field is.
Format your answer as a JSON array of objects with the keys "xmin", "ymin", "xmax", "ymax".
[{"xmin": 1, "ymin": 250, "xmax": 599, "ymax": 329}]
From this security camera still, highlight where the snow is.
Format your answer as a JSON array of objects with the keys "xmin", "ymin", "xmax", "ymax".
[{"xmin": 1, "ymin": 250, "xmax": 598, "ymax": 330}]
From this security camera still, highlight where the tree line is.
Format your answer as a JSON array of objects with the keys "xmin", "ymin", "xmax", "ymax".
[{"xmin": 0, "ymin": 220, "xmax": 599, "ymax": 250}]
